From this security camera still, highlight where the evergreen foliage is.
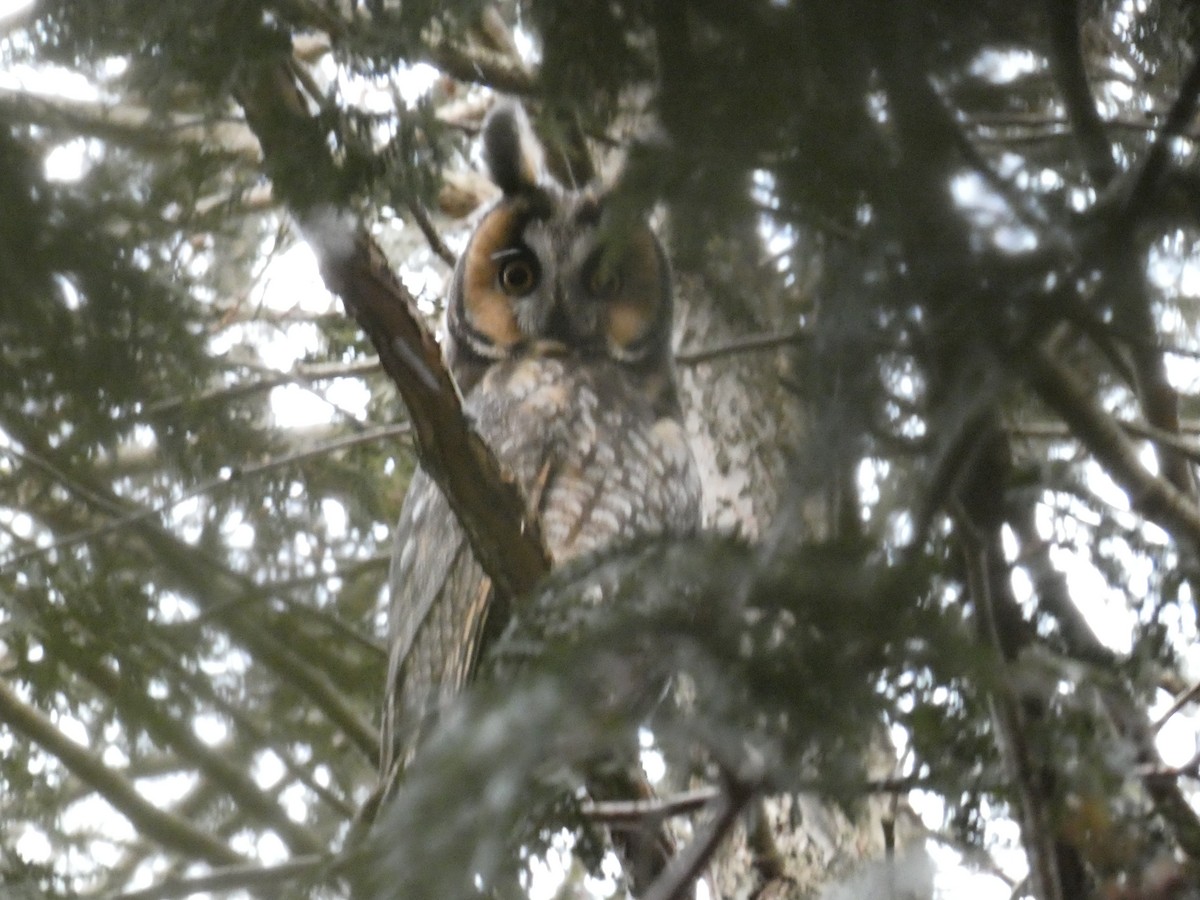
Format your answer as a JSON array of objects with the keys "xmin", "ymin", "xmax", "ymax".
[{"xmin": 2, "ymin": 1, "xmax": 1200, "ymax": 897}]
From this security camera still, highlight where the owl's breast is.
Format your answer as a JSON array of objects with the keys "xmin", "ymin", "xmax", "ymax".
[{"xmin": 466, "ymin": 356, "xmax": 702, "ymax": 564}]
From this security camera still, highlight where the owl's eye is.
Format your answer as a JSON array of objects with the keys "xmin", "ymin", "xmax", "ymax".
[
  {"xmin": 498, "ymin": 255, "xmax": 539, "ymax": 295},
  {"xmin": 586, "ymin": 261, "xmax": 622, "ymax": 298}
]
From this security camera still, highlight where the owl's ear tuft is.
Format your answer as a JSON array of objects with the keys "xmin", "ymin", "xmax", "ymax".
[{"xmin": 483, "ymin": 102, "xmax": 544, "ymax": 196}]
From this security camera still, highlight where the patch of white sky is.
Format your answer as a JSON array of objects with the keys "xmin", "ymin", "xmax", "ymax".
[{"xmin": 1149, "ymin": 234, "xmax": 1200, "ymax": 393}]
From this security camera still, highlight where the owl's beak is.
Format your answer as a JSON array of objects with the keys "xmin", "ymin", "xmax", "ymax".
[
  {"xmin": 543, "ymin": 292, "xmax": 574, "ymax": 345},
  {"xmin": 530, "ymin": 338, "xmax": 570, "ymax": 357}
]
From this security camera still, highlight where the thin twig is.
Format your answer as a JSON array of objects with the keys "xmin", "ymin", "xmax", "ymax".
[
  {"xmin": 143, "ymin": 358, "xmax": 382, "ymax": 416},
  {"xmin": 581, "ymin": 787, "xmax": 719, "ymax": 825},
  {"xmin": 0, "ymin": 421, "xmax": 411, "ymax": 573},
  {"xmin": 1027, "ymin": 340, "xmax": 1200, "ymax": 553},
  {"xmin": 674, "ymin": 330, "xmax": 806, "ymax": 365},
  {"xmin": 406, "ymin": 199, "xmax": 457, "ymax": 268},
  {"xmin": 1153, "ymin": 679, "xmax": 1200, "ymax": 734},
  {"xmin": 1010, "ymin": 417, "xmax": 1200, "ymax": 461},
  {"xmin": 642, "ymin": 780, "xmax": 755, "ymax": 900},
  {"xmin": 114, "ymin": 853, "xmax": 334, "ymax": 900}
]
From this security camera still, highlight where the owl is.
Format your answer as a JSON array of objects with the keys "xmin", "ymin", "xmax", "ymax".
[{"xmin": 379, "ymin": 103, "xmax": 702, "ymax": 788}]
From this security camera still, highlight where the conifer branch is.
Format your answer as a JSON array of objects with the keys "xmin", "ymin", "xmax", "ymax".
[
  {"xmin": 114, "ymin": 853, "xmax": 333, "ymax": 900},
  {"xmin": 1027, "ymin": 341, "xmax": 1200, "ymax": 553},
  {"xmin": 234, "ymin": 55, "xmax": 552, "ymax": 606},
  {"xmin": 60, "ymin": 650, "xmax": 325, "ymax": 855},
  {"xmin": 0, "ymin": 676, "xmax": 245, "ymax": 868},
  {"xmin": 0, "ymin": 425, "xmax": 381, "ymax": 759}
]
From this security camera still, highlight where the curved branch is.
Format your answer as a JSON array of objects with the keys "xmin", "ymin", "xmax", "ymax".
[{"xmin": 1044, "ymin": 0, "xmax": 1116, "ymax": 185}]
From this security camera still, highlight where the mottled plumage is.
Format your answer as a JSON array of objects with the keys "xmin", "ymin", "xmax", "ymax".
[{"xmin": 380, "ymin": 103, "xmax": 702, "ymax": 785}]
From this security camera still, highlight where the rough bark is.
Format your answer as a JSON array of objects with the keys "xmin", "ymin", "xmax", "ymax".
[{"xmin": 671, "ymin": 226, "xmax": 907, "ymax": 897}]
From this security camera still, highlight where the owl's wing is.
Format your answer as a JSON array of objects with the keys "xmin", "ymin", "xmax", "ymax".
[{"xmin": 381, "ymin": 467, "xmax": 493, "ymax": 778}]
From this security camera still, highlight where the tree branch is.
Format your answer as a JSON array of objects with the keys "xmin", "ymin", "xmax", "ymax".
[
  {"xmin": 143, "ymin": 358, "xmax": 383, "ymax": 416},
  {"xmin": 1153, "ymin": 679, "xmax": 1200, "ymax": 734},
  {"xmin": 1026, "ymin": 339, "xmax": 1200, "ymax": 554},
  {"xmin": 1092, "ymin": 47, "xmax": 1200, "ymax": 502},
  {"xmin": 1117, "ymin": 47, "xmax": 1200, "ymax": 222},
  {"xmin": 404, "ymin": 198, "xmax": 457, "ymax": 268},
  {"xmin": 423, "ymin": 37, "xmax": 536, "ymax": 95},
  {"xmin": 1008, "ymin": 496, "xmax": 1200, "ymax": 863},
  {"xmin": 0, "ymin": 423, "xmax": 381, "ymax": 759},
  {"xmin": 234, "ymin": 56, "xmax": 551, "ymax": 606},
  {"xmin": 1044, "ymin": 0, "xmax": 1117, "ymax": 185},
  {"xmin": 674, "ymin": 329, "xmax": 806, "ymax": 366},
  {"xmin": 642, "ymin": 780, "xmax": 755, "ymax": 900},
  {"xmin": 60, "ymin": 649, "xmax": 325, "ymax": 855},
  {"xmin": 581, "ymin": 786, "xmax": 719, "ymax": 826},
  {"xmin": 114, "ymin": 853, "xmax": 333, "ymax": 900},
  {"xmin": 958, "ymin": 515, "xmax": 1066, "ymax": 900},
  {"xmin": 0, "ymin": 675, "xmax": 245, "ymax": 868}
]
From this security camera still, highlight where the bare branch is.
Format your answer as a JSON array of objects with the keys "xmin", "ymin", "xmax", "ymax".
[
  {"xmin": 235, "ymin": 56, "xmax": 551, "ymax": 605},
  {"xmin": 674, "ymin": 330, "xmax": 806, "ymax": 366},
  {"xmin": 405, "ymin": 198, "xmax": 457, "ymax": 268},
  {"xmin": 1153, "ymin": 680, "xmax": 1200, "ymax": 734},
  {"xmin": 643, "ymin": 780, "xmax": 755, "ymax": 900},
  {"xmin": 581, "ymin": 787, "xmax": 719, "ymax": 826}
]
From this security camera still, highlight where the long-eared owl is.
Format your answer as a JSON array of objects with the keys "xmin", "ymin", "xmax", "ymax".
[{"xmin": 380, "ymin": 103, "xmax": 702, "ymax": 784}]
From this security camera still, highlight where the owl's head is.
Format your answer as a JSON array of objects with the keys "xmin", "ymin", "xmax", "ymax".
[{"xmin": 445, "ymin": 103, "xmax": 677, "ymax": 407}]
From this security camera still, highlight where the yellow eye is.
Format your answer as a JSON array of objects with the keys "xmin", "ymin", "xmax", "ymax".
[
  {"xmin": 586, "ymin": 263, "xmax": 622, "ymax": 298},
  {"xmin": 498, "ymin": 256, "xmax": 538, "ymax": 295}
]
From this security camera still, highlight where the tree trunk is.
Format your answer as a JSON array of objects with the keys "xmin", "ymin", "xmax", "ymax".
[{"xmin": 671, "ymin": 226, "xmax": 921, "ymax": 897}]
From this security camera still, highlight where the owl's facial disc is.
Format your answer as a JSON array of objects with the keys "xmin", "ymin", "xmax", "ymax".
[{"xmin": 450, "ymin": 102, "xmax": 673, "ymax": 379}]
